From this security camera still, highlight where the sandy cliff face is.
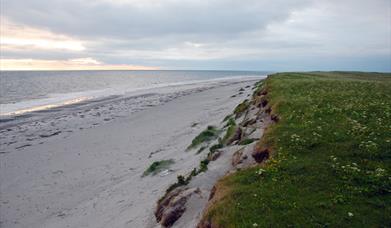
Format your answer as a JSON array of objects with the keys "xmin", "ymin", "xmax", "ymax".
[{"xmin": 154, "ymin": 80, "xmax": 277, "ymax": 227}]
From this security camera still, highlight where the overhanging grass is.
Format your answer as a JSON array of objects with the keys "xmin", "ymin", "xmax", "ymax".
[{"xmin": 203, "ymin": 72, "xmax": 391, "ymax": 227}]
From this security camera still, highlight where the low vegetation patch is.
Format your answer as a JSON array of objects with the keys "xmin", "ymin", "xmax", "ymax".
[
  {"xmin": 233, "ymin": 99, "xmax": 249, "ymax": 118},
  {"xmin": 143, "ymin": 159, "xmax": 175, "ymax": 177},
  {"xmin": 187, "ymin": 125, "xmax": 219, "ymax": 149},
  {"xmin": 239, "ymin": 138, "xmax": 256, "ymax": 145},
  {"xmin": 196, "ymin": 146, "xmax": 207, "ymax": 154},
  {"xmin": 223, "ymin": 117, "xmax": 236, "ymax": 128},
  {"xmin": 191, "ymin": 122, "xmax": 199, "ymax": 127},
  {"xmin": 209, "ymin": 143, "xmax": 223, "ymax": 154},
  {"xmin": 222, "ymin": 114, "xmax": 232, "ymax": 122},
  {"xmin": 201, "ymin": 72, "xmax": 391, "ymax": 227},
  {"xmin": 222, "ymin": 125, "xmax": 236, "ymax": 145}
]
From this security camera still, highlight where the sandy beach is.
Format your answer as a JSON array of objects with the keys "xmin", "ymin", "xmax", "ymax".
[{"xmin": 0, "ymin": 78, "xmax": 262, "ymax": 228}]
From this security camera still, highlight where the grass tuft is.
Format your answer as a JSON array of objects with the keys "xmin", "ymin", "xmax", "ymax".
[
  {"xmin": 222, "ymin": 124, "xmax": 237, "ymax": 145},
  {"xmin": 224, "ymin": 117, "xmax": 236, "ymax": 128},
  {"xmin": 187, "ymin": 126, "xmax": 219, "ymax": 149},
  {"xmin": 209, "ymin": 143, "xmax": 223, "ymax": 154},
  {"xmin": 143, "ymin": 159, "xmax": 175, "ymax": 177},
  {"xmin": 199, "ymin": 159, "xmax": 210, "ymax": 173},
  {"xmin": 223, "ymin": 114, "xmax": 232, "ymax": 122},
  {"xmin": 233, "ymin": 99, "xmax": 249, "ymax": 118},
  {"xmin": 239, "ymin": 138, "xmax": 256, "ymax": 145}
]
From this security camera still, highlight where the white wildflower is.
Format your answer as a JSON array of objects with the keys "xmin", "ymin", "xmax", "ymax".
[{"xmin": 256, "ymin": 168, "xmax": 266, "ymax": 175}]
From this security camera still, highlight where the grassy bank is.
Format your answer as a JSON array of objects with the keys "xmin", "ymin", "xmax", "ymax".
[{"xmin": 201, "ymin": 72, "xmax": 391, "ymax": 227}]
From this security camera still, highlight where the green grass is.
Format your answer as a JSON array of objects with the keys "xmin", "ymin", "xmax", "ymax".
[
  {"xmin": 203, "ymin": 72, "xmax": 391, "ymax": 227},
  {"xmin": 196, "ymin": 146, "xmax": 207, "ymax": 154},
  {"xmin": 187, "ymin": 125, "xmax": 219, "ymax": 149},
  {"xmin": 234, "ymin": 99, "xmax": 249, "ymax": 118},
  {"xmin": 222, "ymin": 123, "xmax": 237, "ymax": 145},
  {"xmin": 224, "ymin": 117, "xmax": 236, "ymax": 128},
  {"xmin": 209, "ymin": 143, "xmax": 223, "ymax": 154},
  {"xmin": 199, "ymin": 159, "xmax": 210, "ymax": 172},
  {"xmin": 223, "ymin": 114, "xmax": 233, "ymax": 122},
  {"xmin": 239, "ymin": 138, "xmax": 256, "ymax": 145},
  {"xmin": 143, "ymin": 159, "xmax": 175, "ymax": 176}
]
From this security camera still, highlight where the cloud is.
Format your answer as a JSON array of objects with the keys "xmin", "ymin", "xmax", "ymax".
[
  {"xmin": 0, "ymin": 0, "xmax": 390, "ymax": 71},
  {"xmin": 0, "ymin": 58, "xmax": 158, "ymax": 71},
  {"xmin": 0, "ymin": 18, "xmax": 85, "ymax": 52},
  {"xmin": 2, "ymin": 0, "xmax": 311, "ymax": 39}
]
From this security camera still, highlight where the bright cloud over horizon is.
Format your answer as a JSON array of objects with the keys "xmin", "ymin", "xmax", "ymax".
[{"xmin": 0, "ymin": 0, "xmax": 390, "ymax": 71}]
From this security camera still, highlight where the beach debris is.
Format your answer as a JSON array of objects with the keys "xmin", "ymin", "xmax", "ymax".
[
  {"xmin": 39, "ymin": 131, "xmax": 61, "ymax": 138},
  {"xmin": 148, "ymin": 148, "xmax": 164, "ymax": 158},
  {"xmin": 159, "ymin": 169, "xmax": 173, "ymax": 177},
  {"xmin": 15, "ymin": 144, "xmax": 32, "ymax": 149},
  {"xmin": 52, "ymin": 170, "xmax": 64, "ymax": 175}
]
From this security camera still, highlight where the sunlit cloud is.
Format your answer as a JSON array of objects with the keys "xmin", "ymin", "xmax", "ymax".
[
  {"xmin": 0, "ymin": 58, "xmax": 159, "ymax": 71},
  {"xmin": 69, "ymin": 57, "xmax": 102, "ymax": 65},
  {"xmin": 0, "ymin": 18, "xmax": 85, "ymax": 52}
]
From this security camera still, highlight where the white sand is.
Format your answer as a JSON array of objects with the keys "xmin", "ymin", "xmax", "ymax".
[{"xmin": 0, "ymin": 78, "xmax": 262, "ymax": 228}]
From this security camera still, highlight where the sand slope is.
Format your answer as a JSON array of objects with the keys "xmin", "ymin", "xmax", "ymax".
[{"xmin": 0, "ymin": 79, "xmax": 259, "ymax": 228}]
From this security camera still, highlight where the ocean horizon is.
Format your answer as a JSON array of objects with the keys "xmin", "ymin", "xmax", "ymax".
[{"xmin": 0, "ymin": 70, "xmax": 269, "ymax": 116}]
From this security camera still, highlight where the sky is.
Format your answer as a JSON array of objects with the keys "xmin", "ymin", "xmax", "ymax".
[{"xmin": 0, "ymin": 0, "xmax": 390, "ymax": 71}]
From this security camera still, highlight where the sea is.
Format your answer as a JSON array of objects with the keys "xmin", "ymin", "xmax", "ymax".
[{"xmin": 0, "ymin": 70, "xmax": 268, "ymax": 117}]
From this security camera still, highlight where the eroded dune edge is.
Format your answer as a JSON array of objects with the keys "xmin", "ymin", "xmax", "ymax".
[
  {"xmin": 154, "ymin": 79, "xmax": 276, "ymax": 227},
  {"xmin": 155, "ymin": 71, "xmax": 391, "ymax": 228}
]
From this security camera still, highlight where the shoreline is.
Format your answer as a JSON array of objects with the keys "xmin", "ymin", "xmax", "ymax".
[
  {"xmin": 0, "ymin": 77, "xmax": 263, "ymax": 154},
  {"xmin": 0, "ymin": 78, "xmax": 261, "ymax": 227},
  {"xmin": 0, "ymin": 75, "xmax": 263, "ymax": 117}
]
